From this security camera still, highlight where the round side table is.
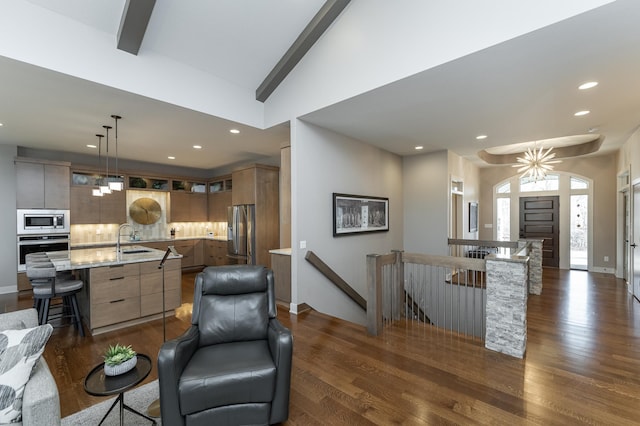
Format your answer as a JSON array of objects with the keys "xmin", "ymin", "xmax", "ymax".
[{"xmin": 84, "ymin": 353, "xmax": 156, "ymax": 425}]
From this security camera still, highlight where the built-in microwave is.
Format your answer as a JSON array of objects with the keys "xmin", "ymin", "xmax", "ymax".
[{"xmin": 17, "ymin": 209, "xmax": 70, "ymax": 235}]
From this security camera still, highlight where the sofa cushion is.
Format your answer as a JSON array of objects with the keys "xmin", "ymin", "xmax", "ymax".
[
  {"xmin": 0, "ymin": 324, "xmax": 53, "ymax": 423},
  {"xmin": 178, "ymin": 340, "xmax": 276, "ymax": 415}
]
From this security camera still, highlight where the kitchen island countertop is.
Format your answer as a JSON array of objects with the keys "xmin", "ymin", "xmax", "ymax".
[{"xmin": 47, "ymin": 245, "xmax": 182, "ymax": 271}]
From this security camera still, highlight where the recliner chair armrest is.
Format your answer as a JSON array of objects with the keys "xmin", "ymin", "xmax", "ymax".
[
  {"xmin": 158, "ymin": 325, "xmax": 200, "ymax": 426},
  {"xmin": 268, "ymin": 318, "xmax": 293, "ymax": 424}
]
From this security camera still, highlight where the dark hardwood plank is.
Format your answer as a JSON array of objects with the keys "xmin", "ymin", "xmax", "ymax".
[{"xmin": 3, "ymin": 268, "xmax": 640, "ymax": 424}]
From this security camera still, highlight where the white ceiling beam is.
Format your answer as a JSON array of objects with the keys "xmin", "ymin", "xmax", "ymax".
[
  {"xmin": 117, "ymin": 0, "xmax": 156, "ymax": 55},
  {"xmin": 256, "ymin": 0, "xmax": 350, "ymax": 102}
]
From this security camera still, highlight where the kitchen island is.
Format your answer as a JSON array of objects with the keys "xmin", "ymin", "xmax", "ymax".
[{"xmin": 47, "ymin": 246, "xmax": 183, "ymax": 335}]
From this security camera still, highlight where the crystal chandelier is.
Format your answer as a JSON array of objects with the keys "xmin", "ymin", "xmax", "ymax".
[{"xmin": 512, "ymin": 144, "xmax": 561, "ymax": 182}]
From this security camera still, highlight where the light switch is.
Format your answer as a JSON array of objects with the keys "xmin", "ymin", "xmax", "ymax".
[{"xmin": 299, "ymin": 240, "xmax": 307, "ymax": 249}]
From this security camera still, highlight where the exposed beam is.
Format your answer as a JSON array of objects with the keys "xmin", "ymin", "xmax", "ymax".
[
  {"xmin": 255, "ymin": 0, "xmax": 351, "ymax": 102},
  {"xmin": 117, "ymin": 0, "xmax": 156, "ymax": 55}
]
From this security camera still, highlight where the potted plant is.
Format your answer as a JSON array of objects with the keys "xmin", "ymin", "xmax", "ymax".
[{"xmin": 103, "ymin": 344, "xmax": 137, "ymax": 376}]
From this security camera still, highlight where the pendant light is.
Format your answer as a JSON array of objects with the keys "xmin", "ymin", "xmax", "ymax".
[
  {"xmin": 92, "ymin": 134, "xmax": 105, "ymax": 197},
  {"xmin": 100, "ymin": 124, "xmax": 112, "ymax": 194},
  {"xmin": 109, "ymin": 115, "xmax": 124, "ymax": 191}
]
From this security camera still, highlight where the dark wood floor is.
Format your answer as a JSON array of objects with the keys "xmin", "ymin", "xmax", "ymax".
[{"xmin": 3, "ymin": 268, "xmax": 640, "ymax": 424}]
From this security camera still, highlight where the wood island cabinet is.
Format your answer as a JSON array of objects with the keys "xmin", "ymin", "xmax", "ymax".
[
  {"xmin": 15, "ymin": 158, "xmax": 70, "ymax": 209},
  {"xmin": 80, "ymin": 263, "xmax": 141, "ymax": 331},
  {"xmin": 140, "ymin": 258, "xmax": 182, "ymax": 316},
  {"xmin": 78, "ymin": 258, "xmax": 182, "ymax": 334}
]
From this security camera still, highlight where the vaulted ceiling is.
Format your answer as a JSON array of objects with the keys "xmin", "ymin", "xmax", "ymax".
[{"xmin": 0, "ymin": 0, "xmax": 638, "ymax": 171}]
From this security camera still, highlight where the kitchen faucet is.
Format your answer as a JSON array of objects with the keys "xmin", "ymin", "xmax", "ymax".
[{"xmin": 117, "ymin": 223, "xmax": 132, "ymax": 253}]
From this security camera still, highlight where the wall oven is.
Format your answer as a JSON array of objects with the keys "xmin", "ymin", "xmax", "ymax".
[
  {"xmin": 17, "ymin": 209, "xmax": 70, "ymax": 235},
  {"xmin": 17, "ymin": 234, "xmax": 70, "ymax": 272}
]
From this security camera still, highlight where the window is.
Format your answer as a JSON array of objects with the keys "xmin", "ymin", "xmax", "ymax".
[
  {"xmin": 520, "ymin": 174, "xmax": 559, "ymax": 192},
  {"xmin": 496, "ymin": 198, "xmax": 510, "ymax": 241},
  {"xmin": 571, "ymin": 177, "xmax": 588, "ymax": 190},
  {"xmin": 496, "ymin": 182, "xmax": 511, "ymax": 194}
]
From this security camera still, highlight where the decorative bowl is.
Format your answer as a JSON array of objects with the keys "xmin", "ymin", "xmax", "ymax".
[{"xmin": 104, "ymin": 355, "xmax": 137, "ymax": 376}]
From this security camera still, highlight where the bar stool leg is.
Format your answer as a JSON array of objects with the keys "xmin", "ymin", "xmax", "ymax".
[{"xmin": 70, "ymin": 294, "xmax": 85, "ymax": 337}]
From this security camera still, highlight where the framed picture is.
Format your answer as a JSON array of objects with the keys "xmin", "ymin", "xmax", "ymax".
[
  {"xmin": 333, "ymin": 193, "xmax": 389, "ymax": 236},
  {"xmin": 469, "ymin": 202, "xmax": 478, "ymax": 233}
]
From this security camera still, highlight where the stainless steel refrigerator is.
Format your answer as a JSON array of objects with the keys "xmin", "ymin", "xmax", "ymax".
[{"xmin": 227, "ymin": 204, "xmax": 256, "ymax": 264}]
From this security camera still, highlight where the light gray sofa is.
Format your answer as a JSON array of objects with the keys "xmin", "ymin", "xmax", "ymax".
[{"xmin": 0, "ymin": 308, "xmax": 60, "ymax": 426}]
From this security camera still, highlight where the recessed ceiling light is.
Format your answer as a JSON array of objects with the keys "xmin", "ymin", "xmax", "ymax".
[
  {"xmin": 193, "ymin": 145, "xmax": 202, "ymax": 149},
  {"xmin": 476, "ymin": 135, "xmax": 487, "ymax": 140},
  {"xmin": 230, "ymin": 129, "xmax": 240, "ymax": 134},
  {"xmin": 0, "ymin": 123, "xmax": 4, "ymax": 127},
  {"xmin": 579, "ymin": 81, "xmax": 598, "ymax": 90},
  {"xmin": 415, "ymin": 146, "xmax": 423, "ymax": 150},
  {"xmin": 86, "ymin": 144, "xmax": 97, "ymax": 149},
  {"xmin": 168, "ymin": 156, "xmax": 175, "ymax": 160},
  {"xmin": 574, "ymin": 110, "xmax": 590, "ymax": 116}
]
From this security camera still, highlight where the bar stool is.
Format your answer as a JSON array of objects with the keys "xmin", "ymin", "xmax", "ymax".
[{"xmin": 25, "ymin": 254, "xmax": 85, "ymax": 337}]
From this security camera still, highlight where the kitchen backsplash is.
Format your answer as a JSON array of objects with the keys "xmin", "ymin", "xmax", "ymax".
[
  {"xmin": 71, "ymin": 221, "xmax": 228, "ymax": 245},
  {"xmin": 71, "ymin": 190, "xmax": 228, "ymax": 244}
]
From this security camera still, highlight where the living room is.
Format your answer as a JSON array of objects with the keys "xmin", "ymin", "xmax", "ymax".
[{"xmin": 2, "ymin": 1, "xmax": 640, "ymax": 424}]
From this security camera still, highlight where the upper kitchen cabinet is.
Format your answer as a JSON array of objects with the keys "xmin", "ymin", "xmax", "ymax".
[
  {"xmin": 15, "ymin": 157, "xmax": 70, "ymax": 209},
  {"xmin": 70, "ymin": 170, "xmax": 126, "ymax": 224},
  {"xmin": 167, "ymin": 179, "xmax": 207, "ymax": 222},
  {"xmin": 208, "ymin": 175, "xmax": 232, "ymax": 223}
]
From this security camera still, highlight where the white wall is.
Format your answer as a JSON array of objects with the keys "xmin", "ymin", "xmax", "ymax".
[
  {"xmin": 403, "ymin": 151, "xmax": 449, "ymax": 255},
  {"xmin": 291, "ymin": 120, "xmax": 402, "ymax": 325},
  {"xmin": 0, "ymin": 145, "xmax": 18, "ymax": 293},
  {"xmin": 265, "ymin": 0, "xmax": 613, "ymax": 127}
]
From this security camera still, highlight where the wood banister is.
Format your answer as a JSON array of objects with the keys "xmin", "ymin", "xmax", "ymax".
[{"xmin": 305, "ymin": 250, "xmax": 367, "ymax": 310}]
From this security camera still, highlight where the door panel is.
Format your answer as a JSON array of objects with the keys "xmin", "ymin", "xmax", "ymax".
[{"xmin": 520, "ymin": 196, "xmax": 559, "ymax": 267}]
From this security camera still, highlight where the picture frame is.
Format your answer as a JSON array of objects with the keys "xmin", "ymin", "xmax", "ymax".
[
  {"xmin": 333, "ymin": 193, "xmax": 389, "ymax": 236},
  {"xmin": 469, "ymin": 202, "xmax": 478, "ymax": 233}
]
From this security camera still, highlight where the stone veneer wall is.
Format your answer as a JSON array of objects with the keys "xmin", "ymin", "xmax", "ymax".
[{"xmin": 485, "ymin": 256, "xmax": 528, "ymax": 358}]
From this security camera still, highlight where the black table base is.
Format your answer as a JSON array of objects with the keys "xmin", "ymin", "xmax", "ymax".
[{"xmin": 98, "ymin": 392, "xmax": 157, "ymax": 425}]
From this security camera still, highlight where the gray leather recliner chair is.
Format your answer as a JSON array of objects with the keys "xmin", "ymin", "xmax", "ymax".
[{"xmin": 158, "ymin": 265, "xmax": 293, "ymax": 426}]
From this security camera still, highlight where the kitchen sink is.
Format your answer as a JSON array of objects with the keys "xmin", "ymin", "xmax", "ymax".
[{"xmin": 121, "ymin": 249, "xmax": 152, "ymax": 254}]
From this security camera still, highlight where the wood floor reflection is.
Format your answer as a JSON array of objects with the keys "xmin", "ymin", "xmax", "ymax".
[{"xmin": 3, "ymin": 268, "xmax": 640, "ymax": 424}]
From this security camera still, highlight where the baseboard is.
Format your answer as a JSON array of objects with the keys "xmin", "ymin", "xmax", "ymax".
[
  {"xmin": 289, "ymin": 302, "xmax": 311, "ymax": 315},
  {"xmin": 0, "ymin": 285, "xmax": 18, "ymax": 295}
]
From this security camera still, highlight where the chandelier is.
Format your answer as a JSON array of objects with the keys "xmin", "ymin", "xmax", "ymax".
[{"xmin": 512, "ymin": 144, "xmax": 561, "ymax": 181}]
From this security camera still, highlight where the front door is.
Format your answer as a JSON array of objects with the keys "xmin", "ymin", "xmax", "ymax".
[{"xmin": 519, "ymin": 196, "xmax": 560, "ymax": 267}]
